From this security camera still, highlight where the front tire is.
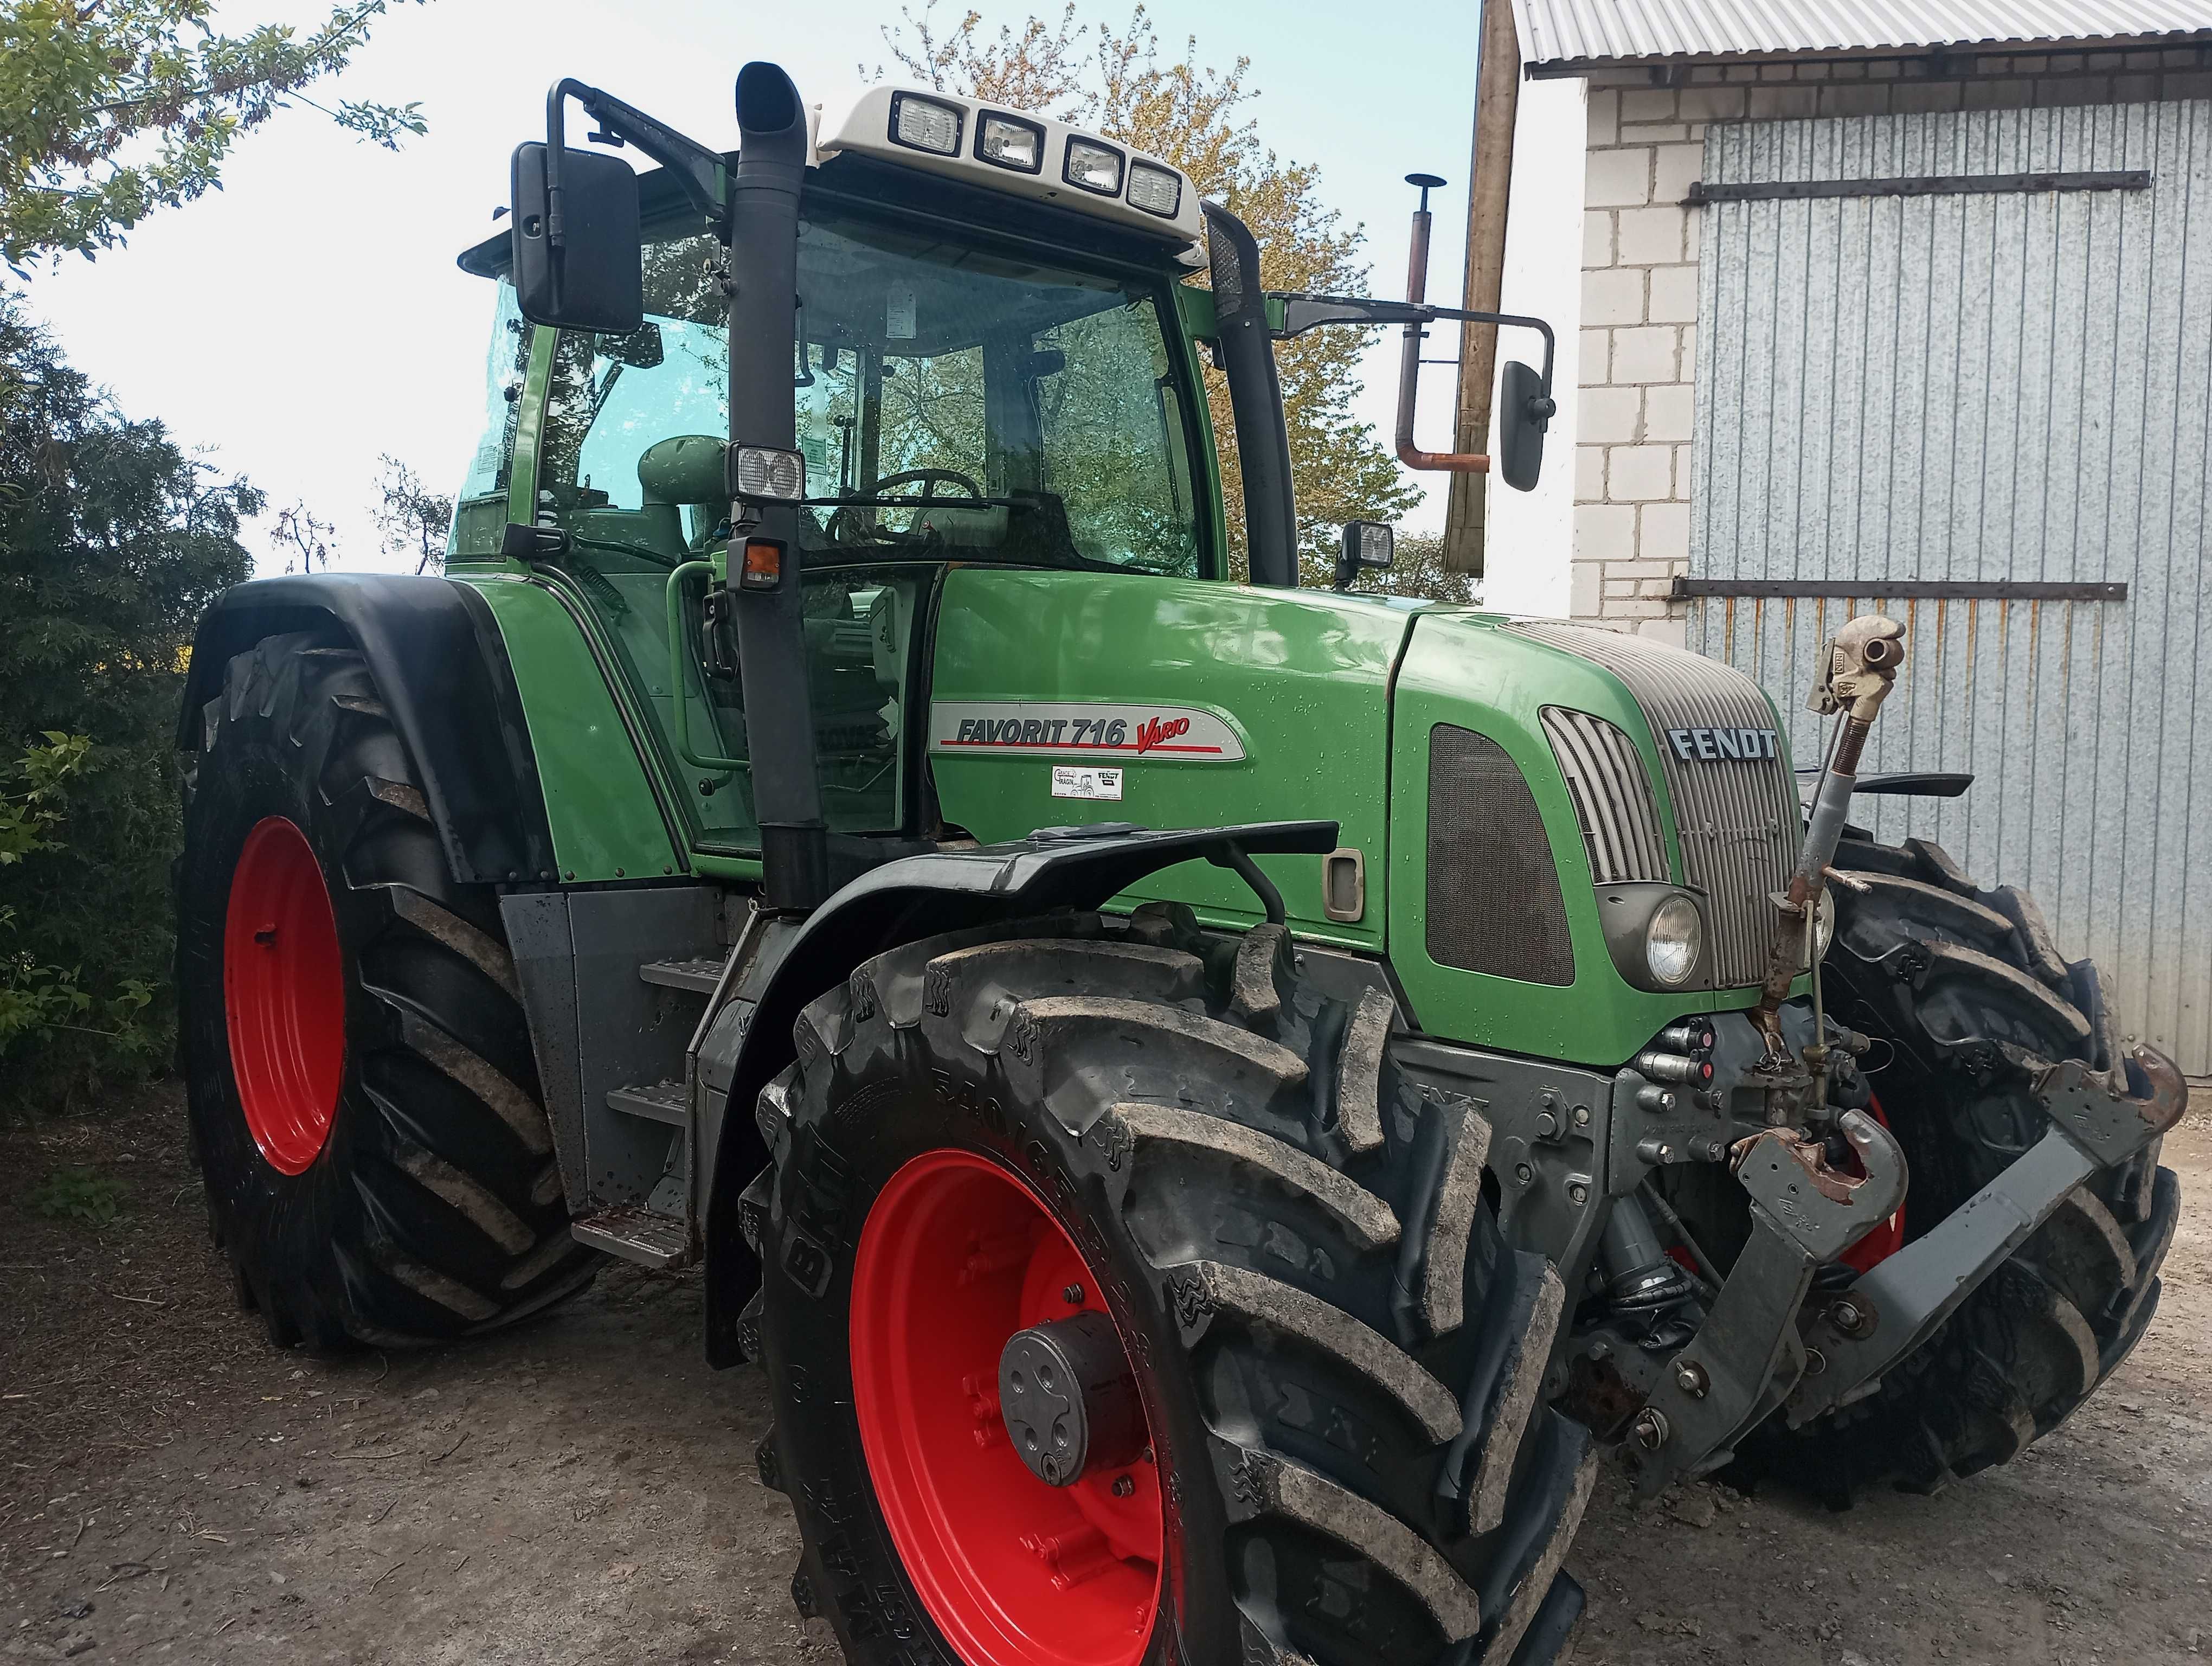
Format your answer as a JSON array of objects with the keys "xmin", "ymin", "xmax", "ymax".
[
  {"xmin": 754, "ymin": 906, "xmax": 1596, "ymax": 1666},
  {"xmin": 178, "ymin": 631, "xmax": 595, "ymax": 1348}
]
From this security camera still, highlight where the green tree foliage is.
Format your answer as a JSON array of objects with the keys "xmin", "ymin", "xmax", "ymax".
[
  {"xmin": 1, "ymin": 0, "xmax": 428, "ymax": 270},
  {"xmin": 0, "ymin": 300, "xmax": 256, "ymax": 1110},
  {"xmin": 879, "ymin": 3, "xmax": 1420, "ymax": 583}
]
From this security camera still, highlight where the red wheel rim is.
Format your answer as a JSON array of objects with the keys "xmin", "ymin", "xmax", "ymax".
[
  {"xmin": 223, "ymin": 816, "xmax": 345, "ymax": 1175},
  {"xmin": 850, "ymin": 1150, "xmax": 1162, "ymax": 1666}
]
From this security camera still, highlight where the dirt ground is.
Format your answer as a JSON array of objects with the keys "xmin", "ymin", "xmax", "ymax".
[{"xmin": 4, "ymin": 1086, "xmax": 2208, "ymax": 1666}]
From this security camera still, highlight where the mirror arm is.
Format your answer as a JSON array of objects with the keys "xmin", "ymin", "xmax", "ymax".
[
  {"xmin": 546, "ymin": 78, "xmax": 729, "ymax": 240},
  {"xmin": 1272, "ymin": 293, "xmax": 1558, "ymax": 473}
]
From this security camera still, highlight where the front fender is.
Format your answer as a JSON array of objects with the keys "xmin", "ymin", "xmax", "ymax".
[{"xmin": 701, "ymin": 819, "xmax": 1339, "ymax": 1365}]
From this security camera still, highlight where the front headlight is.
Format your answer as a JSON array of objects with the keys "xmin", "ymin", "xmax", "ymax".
[
  {"xmin": 1646, "ymin": 894, "xmax": 1703, "ymax": 986},
  {"xmin": 1812, "ymin": 887, "xmax": 1835, "ymax": 962}
]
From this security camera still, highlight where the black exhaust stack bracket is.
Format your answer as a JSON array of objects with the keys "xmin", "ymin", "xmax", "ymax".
[{"xmin": 725, "ymin": 62, "xmax": 831, "ymax": 913}]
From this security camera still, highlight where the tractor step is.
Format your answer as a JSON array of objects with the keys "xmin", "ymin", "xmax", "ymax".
[
  {"xmin": 607, "ymin": 1080, "xmax": 686, "ymax": 1127},
  {"xmin": 571, "ymin": 1204, "xmax": 693, "ymax": 1269},
  {"xmin": 639, "ymin": 957, "xmax": 721, "ymax": 994}
]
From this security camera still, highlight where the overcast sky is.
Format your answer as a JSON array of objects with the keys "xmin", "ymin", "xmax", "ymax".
[{"xmin": 23, "ymin": 0, "xmax": 1570, "ymax": 578}]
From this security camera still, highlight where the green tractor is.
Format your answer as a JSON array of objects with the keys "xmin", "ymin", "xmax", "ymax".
[{"xmin": 176, "ymin": 62, "xmax": 2185, "ymax": 1666}]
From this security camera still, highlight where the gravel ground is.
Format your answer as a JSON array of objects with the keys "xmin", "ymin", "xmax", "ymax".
[{"xmin": 4, "ymin": 1085, "xmax": 2207, "ymax": 1665}]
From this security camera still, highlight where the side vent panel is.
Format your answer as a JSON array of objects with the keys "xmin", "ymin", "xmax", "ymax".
[
  {"xmin": 1540, "ymin": 707, "xmax": 1668, "ymax": 885},
  {"xmin": 1426, "ymin": 725, "xmax": 1575, "ymax": 987}
]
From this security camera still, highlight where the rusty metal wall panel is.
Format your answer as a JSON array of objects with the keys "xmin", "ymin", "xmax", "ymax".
[{"xmin": 1689, "ymin": 99, "xmax": 2212, "ymax": 1074}]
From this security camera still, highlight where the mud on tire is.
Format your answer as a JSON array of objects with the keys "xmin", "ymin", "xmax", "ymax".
[
  {"xmin": 1742, "ymin": 832, "xmax": 2181, "ymax": 1497},
  {"xmin": 178, "ymin": 631, "xmax": 595, "ymax": 1348},
  {"xmin": 753, "ymin": 905, "xmax": 1596, "ymax": 1666}
]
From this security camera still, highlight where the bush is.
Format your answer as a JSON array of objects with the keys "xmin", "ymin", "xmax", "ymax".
[{"xmin": 1, "ymin": 299, "xmax": 256, "ymax": 1113}]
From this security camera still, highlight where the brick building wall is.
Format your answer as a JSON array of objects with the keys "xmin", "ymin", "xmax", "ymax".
[{"xmin": 1567, "ymin": 43, "xmax": 2212, "ymax": 638}]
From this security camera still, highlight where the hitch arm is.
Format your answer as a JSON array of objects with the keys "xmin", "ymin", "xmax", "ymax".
[
  {"xmin": 1620, "ymin": 1111, "xmax": 1907, "ymax": 1496},
  {"xmin": 1786, "ymin": 1046, "xmax": 2187, "ymax": 1426}
]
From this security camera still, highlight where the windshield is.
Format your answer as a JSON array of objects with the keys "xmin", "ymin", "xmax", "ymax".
[{"xmin": 541, "ymin": 205, "xmax": 1207, "ymax": 577}]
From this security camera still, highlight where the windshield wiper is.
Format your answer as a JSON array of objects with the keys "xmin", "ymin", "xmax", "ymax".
[{"xmin": 801, "ymin": 494, "xmax": 1027, "ymax": 511}]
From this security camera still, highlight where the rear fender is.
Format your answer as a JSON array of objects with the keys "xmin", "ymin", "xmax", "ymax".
[
  {"xmin": 701, "ymin": 819, "xmax": 1339, "ymax": 1365},
  {"xmin": 179, "ymin": 575, "xmax": 555, "ymax": 886}
]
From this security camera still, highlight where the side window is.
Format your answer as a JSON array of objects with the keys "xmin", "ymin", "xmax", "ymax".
[
  {"xmin": 1034, "ymin": 302, "xmax": 1199, "ymax": 576},
  {"xmin": 448, "ymin": 281, "xmax": 530, "ymax": 560}
]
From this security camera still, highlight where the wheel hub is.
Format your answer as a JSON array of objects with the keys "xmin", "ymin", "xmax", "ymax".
[{"xmin": 1000, "ymin": 1313, "xmax": 1147, "ymax": 1488}]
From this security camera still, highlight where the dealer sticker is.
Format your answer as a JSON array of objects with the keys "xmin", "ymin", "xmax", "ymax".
[
  {"xmin": 1050, "ymin": 765, "xmax": 1123, "ymax": 801},
  {"xmin": 930, "ymin": 701, "xmax": 1246, "ymax": 762}
]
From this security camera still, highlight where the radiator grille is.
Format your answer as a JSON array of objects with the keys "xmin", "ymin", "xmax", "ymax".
[
  {"xmin": 1510, "ymin": 623, "xmax": 1801, "ymax": 988},
  {"xmin": 1540, "ymin": 707, "xmax": 1668, "ymax": 885},
  {"xmin": 1427, "ymin": 725, "xmax": 1576, "ymax": 986}
]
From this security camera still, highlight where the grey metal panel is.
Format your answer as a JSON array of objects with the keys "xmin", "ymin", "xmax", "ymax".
[
  {"xmin": 1515, "ymin": 0, "xmax": 2212, "ymax": 69},
  {"xmin": 1692, "ymin": 99, "xmax": 2212, "ymax": 1073}
]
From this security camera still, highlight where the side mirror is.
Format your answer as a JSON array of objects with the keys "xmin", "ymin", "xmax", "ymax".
[
  {"xmin": 1335, "ymin": 520, "xmax": 1394, "ymax": 591},
  {"xmin": 1499, "ymin": 360, "xmax": 1555, "ymax": 492},
  {"xmin": 510, "ymin": 141, "xmax": 644, "ymax": 333}
]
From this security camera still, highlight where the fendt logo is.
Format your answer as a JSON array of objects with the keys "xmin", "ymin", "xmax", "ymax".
[{"xmin": 1667, "ymin": 726, "xmax": 1780, "ymax": 761}]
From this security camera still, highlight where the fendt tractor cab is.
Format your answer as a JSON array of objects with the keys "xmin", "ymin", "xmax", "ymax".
[{"xmin": 177, "ymin": 62, "xmax": 2185, "ymax": 1666}]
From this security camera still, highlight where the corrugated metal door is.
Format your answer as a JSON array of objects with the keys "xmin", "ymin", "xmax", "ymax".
[{"xmin": 1688, "ymin": 100, "xmax": 2212, "ymax": 1074}]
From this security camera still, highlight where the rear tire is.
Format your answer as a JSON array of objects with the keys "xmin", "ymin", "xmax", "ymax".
[
  {"xmin": 754, "ymin": 906, "xmax": 1596, "ymax": 1666},
  {"xmin": 1739, "ymin": 834, "xmax": 2180, "ymax": 1497},
  {"xmin": 178, "ymin": 631, "xmax": 595, "ymax": 1348}
]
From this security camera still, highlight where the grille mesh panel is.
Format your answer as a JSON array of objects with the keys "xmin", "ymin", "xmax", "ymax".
[
  {"xmin": 1510, "ymin": 623, "xmax": 1801, "ymax": 988},
  {"xmin": 1540, "ymin": 707, "xmax": 1668, "ymax": 885},
  {"xmin": 1427, "ymin": 725, "xmax": 1576, "ymax": 987}
]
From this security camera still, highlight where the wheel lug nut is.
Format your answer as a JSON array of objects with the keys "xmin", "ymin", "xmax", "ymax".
[
  {"xmin": 1112, "ymin": 1475, "xmax": 1134, "ymax": 1497},
  {"xmin": 1063, "ymin": 1284, "xmax": 1084, "ymax": 1305}
]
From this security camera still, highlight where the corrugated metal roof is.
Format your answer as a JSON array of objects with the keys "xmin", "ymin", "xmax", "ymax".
[{"xmin": 1514, "ymin": 0, "xmax": 2212, "ymax": 68}]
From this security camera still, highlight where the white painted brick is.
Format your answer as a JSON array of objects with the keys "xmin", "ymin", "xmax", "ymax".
[
  {"xmin": 1673, "ymin": 443, "xmax": 1695, "ymax": 496},
  {"xmin": 1583, "ymin": 209, "xmax": 1615, "ymax": 267},
  {"xmin": 1611, "ymin": 325, "xmax": 1679, "ymax": 383},
  {"xmin": 1679, "ymin": 86, "xmax": 1748, "ymax": 120},
  {"xmin": 1636, "ymin": 614, "xmax": 1689, "ymax": 647},
  {"xmin": 1641, "ymin": 501, "xmax": 1690, "ymax": 563},
  {"xmin": 1576, "ymin": 444, "xmax": 1605, "ymax": 501},
  {"xmin": 1582, "ymin": 266, "xmax": 1645, "ymax": 327},
  {"xmin": 1648, "ymin": 264, "xmax": 1700, "ymax": 323},
  {"xmin": 1620, "ymin": 123, "xmax": 1689, "ymax": 144},
  {"xmin": 1643, "ymin": 383, "xmax": 1695, "ymax": 443},
  {"xmin": 1570, "ymin": 560, "xmax": 1602, "ymax": 617},
  {"xmin": 1574, "ymin": 504, "xmax": 1637, "ymax": 561},
  {"xmin": 1680, "ymin": 323, "xmax": 1698, "ymax": 366},
  {"xmin": 1607, "ymin": 444, "xmax": 1674, "ymax": 502},
  {"xmin": 1578, "ymin": 386, "xmax": 1641, "ymax": 445},
  {"xmin": 1609, "ymin": 597, "xmax": 1669, "ymax": 620},
  {"xmin": 1619, "ymin": 88, "xmax": 1679, "ymax": 123},
  {"xmin": 1683, "ymin": 204, "xmax": 1702, "ymax": 260},
  {"xmin": 1587, "ymin": 88, "xmax": 1619, "ymax": 147},
  {"xmin": 1747, "ymin": 86, "xmax": 1819, "ymax": 118},
  {"xmin": 1604, "ymin": 577, "xmax": 1639, "ymax": 599},
  {"xmin": 1579, "ymin": 328, "xmax": 1613, "ymax": 385},
  {"xmin": 1638, "ymin": 576, "xmax": 1676, "ymax": 598},
  {"xmin": 1653, "ymin": 143, "xmax": 1704, "ymax": 204},
  {"xmin": 1585, "ymin": 147, "xmax": 1652, "ymax": 208},
  {"xmin": 1616, "ymin": 204, "xmax": 1687, "ymax": 265}
]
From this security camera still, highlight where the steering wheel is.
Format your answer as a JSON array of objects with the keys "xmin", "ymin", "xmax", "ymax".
[
  {"xmin": 825, "ymin": 467, "xmax": 987, "ymax": 547},
  {"xmin": 869, "ymin": 467, "xmax": 984, "ymax": 502}
]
